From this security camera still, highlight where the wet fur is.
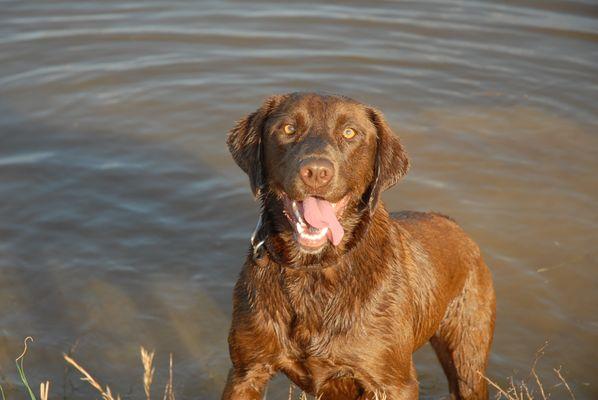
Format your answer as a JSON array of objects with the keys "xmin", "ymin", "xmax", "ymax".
[{"xmin": 223, "ymin": 93, "xmax": 496, "ymax": 400}]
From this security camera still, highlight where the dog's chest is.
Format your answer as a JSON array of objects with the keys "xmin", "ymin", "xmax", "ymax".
[
  {"xmin": 275, "ymin": 267, "xmax": 366, "ymax": 349},
  {"xmin": 283, "ymin": 288, "xmax": 356, "ymax": 349},
  {"xmin": 277, "ymin": 306, "xmax": 367, "ymax": 395},
  {"xmin": 266, "ymin": 267, "xmax": 374, "ymax": 394},
  {"xmin": 286, "ymin": 316, "xmax": 334, "ymax": 357},
  {"xmin": 281, "ymin": 351, "xmax": 365, "ymax": 398}
]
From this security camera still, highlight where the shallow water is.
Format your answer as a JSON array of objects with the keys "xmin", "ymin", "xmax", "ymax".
[{"xmin": 0, "ymin": 1, "xmax": 597, "ymax": 399}]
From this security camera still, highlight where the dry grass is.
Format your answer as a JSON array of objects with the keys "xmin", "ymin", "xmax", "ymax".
[
  {"xmin": 479, "ymin": 343, "xmax": 575, "ymax": 400},
  {"xmin": 286, "ymin": 385, "xmax": 388, "ymax": 399},
  {"xmin": 139, "ymin": 346, "xmax": 175, "ymax": 400},
  {"xmin": 0, "ymin": 338, "xmax": 576, "ymax": 400},
  {"xmin": 162, "ymin": 353, "xmax": 175, "ymax": 400},
  {"xmin": 63, "ymin": 346, "xmax": 177, "ymax": 400},
  {"xmin": 0, "ymin": 338, "xmax": 177, "ymax": 400},
  {"xmin": 39, "ymin": 381, "xmax": 50, "ymax": 400},
  {"xmin": 63, "ymin": 353, "xmax": 121, "ymax": 400},
  {"xmin": 288, "ymin": 385, "xmax": 312, "ymax": 400},
  {"xmin": 480, "ymin": 368, "xmax": 576, "ymax": 400},
  {"xmin": 140, "ymin": 347, "xmax": 155, "ymax": 400}
]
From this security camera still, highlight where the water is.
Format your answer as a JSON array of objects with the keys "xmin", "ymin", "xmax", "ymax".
[{"xmin": 0, "ymin": 1, "xmax": 596, "ymax": 398}]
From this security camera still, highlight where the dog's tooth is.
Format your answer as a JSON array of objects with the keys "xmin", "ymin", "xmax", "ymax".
[
  {"xmin": 299, "ymin": 226, "xmax": 328, "ymax": 241},
  {"xmin": 292, "ymin": 201, "xmax": 305, "ymax": 224}
]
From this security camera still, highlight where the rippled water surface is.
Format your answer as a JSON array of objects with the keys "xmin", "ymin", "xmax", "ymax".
[{"xmin": 1, "ymin": 1, "xmax": 597, "ymax": 398}]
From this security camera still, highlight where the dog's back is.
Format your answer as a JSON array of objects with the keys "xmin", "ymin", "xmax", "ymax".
[{"xmin": 392, "ymin": 210, "xmax": 496, "ymax": 398}]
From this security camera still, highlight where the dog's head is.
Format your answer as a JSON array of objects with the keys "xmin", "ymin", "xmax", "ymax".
[{"xmin": 228, "ymin": 93, "xmax": 409, "ymax": 265}]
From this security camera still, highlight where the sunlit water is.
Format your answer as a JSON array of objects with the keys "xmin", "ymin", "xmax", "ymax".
[{"xmin": 0, "ymin": 1, "xmax": 597, "ymax": 399}]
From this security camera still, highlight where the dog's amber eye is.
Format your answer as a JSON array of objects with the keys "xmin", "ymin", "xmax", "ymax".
[
  {"xmin": 342, "ymin": 127, "xmax": 357, "ymax": 139},
  {"xmin": 283, "ymin": 124, "xmax": 296, "ymax": 135}
]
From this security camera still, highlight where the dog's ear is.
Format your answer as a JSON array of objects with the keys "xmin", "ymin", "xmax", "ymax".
[
  {"xmin": 364, "ymin": 107, "xmax": 410, "ymax": 212},
  {"xmin": 227, "ymin": 95, "xmax": 286, "ymax": 197}
]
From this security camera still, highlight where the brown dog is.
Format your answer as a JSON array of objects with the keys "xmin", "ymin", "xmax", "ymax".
[{"xmin": 223, "ymin": 93, "xmax": 495, "ymax": 400}]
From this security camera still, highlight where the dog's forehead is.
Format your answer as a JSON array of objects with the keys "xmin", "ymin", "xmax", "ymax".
[{"xmin": 280, "ymin": 93, "xmax": 366, "ymax": 119}]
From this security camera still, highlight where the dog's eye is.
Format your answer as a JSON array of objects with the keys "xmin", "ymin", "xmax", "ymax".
[
  {"xmin": 342, "ymin": 127, "xmax": 357, "ymax": 139},
  {"xmin": 283, "ymin": 124, "xmax": 296, "ymax": 135}
]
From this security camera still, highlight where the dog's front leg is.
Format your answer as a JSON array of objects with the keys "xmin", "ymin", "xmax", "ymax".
[
  {"xmin": 221, "ymin": 364, "xmax": 274, "ymax": 400},
  {"xmin": 362, "ymin": 358, "xmax": 419, "ymax": 400},
  {"xmin": 373, "ymin": 381, "xmax": 418, "ymax": 400}
]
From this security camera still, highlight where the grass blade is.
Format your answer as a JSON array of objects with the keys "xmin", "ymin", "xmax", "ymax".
[{"xmin": 15, "ymin": 336, "xmax": 37, "ymax": 400}]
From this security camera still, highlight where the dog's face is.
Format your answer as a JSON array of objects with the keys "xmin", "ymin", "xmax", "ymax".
[{"xmin": 228, "ymin": 93, "xmax": 409, "ymax": 264}]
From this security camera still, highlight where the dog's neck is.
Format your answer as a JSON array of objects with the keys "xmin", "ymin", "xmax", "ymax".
[{"xmin": 248, "ymin": 202, "xmax": 399, "ymax": 344}]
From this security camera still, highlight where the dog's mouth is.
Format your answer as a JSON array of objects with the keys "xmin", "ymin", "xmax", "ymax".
[{"xmin": 282, "ymin": 193, "xmax": 350, "ymax": 251}]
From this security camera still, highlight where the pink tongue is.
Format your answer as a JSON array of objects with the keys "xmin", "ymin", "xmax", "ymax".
[{"xmin": 302, "ymin": 196, "xmax": 344, "ymax": 246}]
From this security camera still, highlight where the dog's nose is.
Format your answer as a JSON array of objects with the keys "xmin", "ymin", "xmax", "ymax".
[{"xmin": 299, "ymin": 158, "xmax": 334, "ymax": 189}]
